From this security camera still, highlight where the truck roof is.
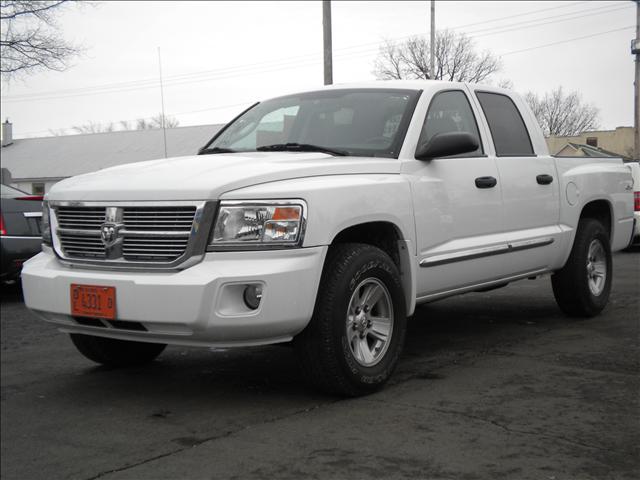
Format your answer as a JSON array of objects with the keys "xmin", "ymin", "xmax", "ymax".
[{"xmin": 282, "ymin": 80, "xmax": 510, "ymax": 96}]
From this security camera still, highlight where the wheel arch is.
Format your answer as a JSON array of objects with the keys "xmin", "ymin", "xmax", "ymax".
[
  {"xmin": 579, "ymin": 199, "xmax": 613, "ymax": 240},
  {"xmin": 329, "ymin": 221, "xmax": 416, "ymax": 315},
  {"xmin": 556, "ymin": 198, "xmax": 615, "ymax": 271}
]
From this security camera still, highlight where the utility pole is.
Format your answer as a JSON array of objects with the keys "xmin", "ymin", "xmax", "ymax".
[
  {"xmin": 157, "ymin": 47, "xmax": 168, "ymax": 159},
  {"xmin": 633, "ymin": 0, "xmax": 639, "ymax": 161},
  {"xmin": 430, "ymin": 0, "xmax": 435, "ymax": 80},
  {"xmin": 323, "ymin": 0, "xmax": 333, "ymax": 85}
]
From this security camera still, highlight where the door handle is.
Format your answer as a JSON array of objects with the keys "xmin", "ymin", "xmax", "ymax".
[
  {"xmin": 536, "ymin": 174, "xmax": 553, "ymax": 185},
  {"xmin": 475, "ymin": 176, "xmax": 497, "ymax": 189}
]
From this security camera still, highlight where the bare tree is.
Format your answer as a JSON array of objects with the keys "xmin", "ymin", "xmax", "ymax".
[
  {"xmin": 151, "ymin": 113, "xmax": 179, "ymax": 129},
  {"xmin": 71, "ymin": 121, "xmax": 115, "ymax": 134},
  {"xmin": 496, "ymin": 78, "xmax": 513, "ymax": 89},
  {"xmin": 525, "ymin": 87, "xmax": 599, "ymax": 137},
  {"xmin": 373, "ymin": 30, "xmax": 501, "ymax": 83},
  {"xmin": 135, "ymin": 118, "xmax": 151, "ymax": 130},
  {"xmin": 69, "ymin": 114, "xmax": 179, "ymax": 135},
  {"xmin": 135, "ymin": 114, "xmax": 179, "ymax": 130},
  {"xmin": 0, "ymin": 0, "xmax": 82, "ymax": 80}
]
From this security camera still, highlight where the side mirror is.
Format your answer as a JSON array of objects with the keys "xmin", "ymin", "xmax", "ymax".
[{"xmin": 415, "ymin": 132, "xmax": 480, "ymax": 160}]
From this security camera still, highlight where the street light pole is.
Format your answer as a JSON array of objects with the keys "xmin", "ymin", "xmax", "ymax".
[
  {"xmin": 430, "ymin": 0, "xmax": 435, "ymax": 80},
  {"xmin": 633, "ymin": 0, "xmax": 639, "ymax": 161},
  {"xmin": 323, "ymin": 0, "xmax": 333, "ymax": 85}
]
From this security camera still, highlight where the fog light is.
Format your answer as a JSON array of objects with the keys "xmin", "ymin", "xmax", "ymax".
[{"xmin": 243, "ymin": 284, "xmax": 263, "ymax": 310}]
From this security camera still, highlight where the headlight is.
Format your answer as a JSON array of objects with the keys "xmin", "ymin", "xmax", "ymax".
[
  {"xmin": 208, "ymin": 201, "xmax": 305, "ymax": 249},
  {"xmin": 42, "ymin": 201, "xmax": 52, "ymax": 245}
]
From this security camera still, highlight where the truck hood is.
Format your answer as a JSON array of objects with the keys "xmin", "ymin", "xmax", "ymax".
[{"xmin": 46, "ymin": 152, "xmax": 401, "ymax": 201}]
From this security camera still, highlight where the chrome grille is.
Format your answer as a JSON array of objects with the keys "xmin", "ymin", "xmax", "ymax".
[
  {"xmin": 58, "ymin": 233, "xmax": 106, "ymax": 259},
  {"xmin": 56, "ymin": 207, "xmax": 105, "ymax": 230},
  {"xmin": 52, "ymin": 203, "xmax": 208, "ymax": 267},
  {"xmin": 122, "ymin": 207, "xmax": 196, "ymax": 232},
  {"xmin": 122, "ymin": 236, "xmax": 190, "ymax": 261}
]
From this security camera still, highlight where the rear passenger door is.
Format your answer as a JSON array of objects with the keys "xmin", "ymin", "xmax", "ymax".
[{"xmin": 472, "ymin": 90, "xmax": 561, "ymax": 274}]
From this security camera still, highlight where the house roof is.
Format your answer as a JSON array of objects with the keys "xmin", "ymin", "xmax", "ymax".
[{"xmin": 1, "ymin": 123, "xmax": 223, "ymax": 181}]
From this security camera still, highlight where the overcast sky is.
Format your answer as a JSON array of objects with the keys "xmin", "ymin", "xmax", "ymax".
[{"xmin": 0, "ymin": 0, "xmax": 635, "ymax": 138}]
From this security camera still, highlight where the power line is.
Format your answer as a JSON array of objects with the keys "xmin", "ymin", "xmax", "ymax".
[
  {"xmin": 16, "ymin": 21, "xmax": 633, "ymax": 138},
  {"xmin": 11, "ymin": 22, "xmax": 635, "ymax": 137},
  {"xmin": 15, "ymin": 101, "xmax": 255, "ymax": 137},
  {"xmin": 7, "ymin": 5, "xmax": 635, "ymax": 137},
  {"xmin": 442, "ymin": 1, "xmax": 590, "ymax": 30},
  {"xmin": 3, "ymin": 1, "xmax": 619, "ymax": 103},
  {"xmin": 500, "ymin": 25, "xmax": 634, "ymax": 56},
  {"xmin": 465, "ymin": 5, "xmax": 630, "ymax": 38}
]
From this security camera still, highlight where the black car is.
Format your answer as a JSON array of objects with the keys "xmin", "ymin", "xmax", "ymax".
[{"xmin": 1, "ymin": 184, "xmax": 43, "ymax": 282}]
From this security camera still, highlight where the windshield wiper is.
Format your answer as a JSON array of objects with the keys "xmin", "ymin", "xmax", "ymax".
[
  {"xmin": 198, "ymin": 147, "xmax": 238, "ymax": 155},
  {"xmin": 256, "ymin": 143, "xmax": 348, "ymax": 156}
]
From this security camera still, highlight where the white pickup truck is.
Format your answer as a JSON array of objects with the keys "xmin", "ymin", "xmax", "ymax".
[{"xmin": 22, "ymin": 81, "xmax": 635, "ymax": 396}]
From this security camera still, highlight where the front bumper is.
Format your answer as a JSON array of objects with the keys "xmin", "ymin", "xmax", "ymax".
[{"xmin": 22, "ymin": 246, "xmax": 327, "ymax": 347}]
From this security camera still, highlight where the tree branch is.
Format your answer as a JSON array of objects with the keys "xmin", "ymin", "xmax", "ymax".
[
  {"xmin": 1, "ymin": 0, "xmax": 81, "ymax": 79},
  {"xmin": 373, "ymin": 30, "xmax": 500, "ymax": 84}
]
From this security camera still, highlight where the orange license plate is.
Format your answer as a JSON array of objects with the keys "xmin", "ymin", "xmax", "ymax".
[{"xmin": 70, "ymin": 284, "xmax": 116, "ymax": 320}]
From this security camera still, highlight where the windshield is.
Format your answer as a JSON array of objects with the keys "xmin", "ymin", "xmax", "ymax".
[{"xmin": 204, "ymin": 88, "xmax": 421, "ymax": 158}]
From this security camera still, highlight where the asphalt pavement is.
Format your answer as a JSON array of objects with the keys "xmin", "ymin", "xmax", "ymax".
[{"xmin": 1, "ymin": 252, "xmax": 638, "ymax": 480}]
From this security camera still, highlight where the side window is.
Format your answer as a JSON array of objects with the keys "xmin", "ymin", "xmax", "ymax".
[
  {"xmin": 418, "ymin": 90, "xmax": 483, "ymax": 157},
  {"xmin": 475, "ymin": 92, "xmax": 534, "ymax": 156}
]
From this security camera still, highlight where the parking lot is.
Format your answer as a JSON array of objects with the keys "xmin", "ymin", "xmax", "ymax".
[{"xmin": 1, "ymin": 252, "xmax": 638, "ymax": 480}]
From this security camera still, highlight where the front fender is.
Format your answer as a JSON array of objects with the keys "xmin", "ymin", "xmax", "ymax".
[
  {"xmin": 222, "ymin": 174, "xmax": 418, "ymax": 315},
  {"xmin": 220, "ymin": 174, "xmax": 416, "ymax": 248}
]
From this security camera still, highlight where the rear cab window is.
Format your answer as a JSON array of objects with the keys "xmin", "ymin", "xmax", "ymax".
[{"xmin": 475, "ymin": 92, "xmax": 534, "ymax": 157}]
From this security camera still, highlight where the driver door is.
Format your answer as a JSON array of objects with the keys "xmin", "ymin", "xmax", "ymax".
[{"xmin": 405, "ymin": 89, "xmax": 507, "ymax": 299}]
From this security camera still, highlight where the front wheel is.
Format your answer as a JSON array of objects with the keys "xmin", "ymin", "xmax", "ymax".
[
  {"xmin": 294, "ymin": 243, "xmax": 407, "ymax": 396},
  {"xmin": 551, "ymin": 218, "xmax": 612, "ymax": 317},
  {"xmin": 70, "ymin": 334, "xmax": 166, "ymax": 367}
]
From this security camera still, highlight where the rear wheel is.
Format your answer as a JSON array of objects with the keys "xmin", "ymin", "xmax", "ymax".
[
  {"xmin": 294, "ymin": 243, "xmax": 407, "ymax": 396},
  {"xmin": 70, "ymin": 334, "xmax": 166, "ymax": 367},
  {"xmin": 551, "ymin": 218, "xmax": 612, "ymax": 317}
]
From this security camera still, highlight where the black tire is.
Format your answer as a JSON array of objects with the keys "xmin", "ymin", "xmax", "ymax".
[
  {"xmin": 551, "ymin": 218, "xmax": 612, "ymax": 317},
  {"xmin": 69, "ymin": 334, "xmax": 166, "ymax": 367},
  {"xmin": 294, "ymin": 243, "xmax": 407, "ymax": 396}
]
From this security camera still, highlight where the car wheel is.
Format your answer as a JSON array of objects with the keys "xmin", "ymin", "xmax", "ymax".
[
  {"xmin": 294, "ymin": 243, "xmax": 407, "ymax": 396},
  {"xmin": 551, "ymin": 218, "xmax": 612, "ymax": 317},
  {"xmin": 70, "ymin": 334, "xmax": 166, "ymax": 367}
]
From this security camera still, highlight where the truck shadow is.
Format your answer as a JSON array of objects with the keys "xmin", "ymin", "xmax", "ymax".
[
  {"xmin": 391, "ymin": 285, "xmax": 565, "ymax": 385},
  {"xmin": 45, "ymin": 280, "xmax": 567, "ymax": 404}
]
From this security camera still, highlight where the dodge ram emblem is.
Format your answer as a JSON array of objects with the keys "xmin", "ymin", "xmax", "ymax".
[{"xmin": 100, "ymin": 223, "xmax": 120, "ymax": 248}]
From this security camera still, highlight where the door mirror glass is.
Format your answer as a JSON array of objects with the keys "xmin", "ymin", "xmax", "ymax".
[{"xmin": 415, "ymin": 132, "xmax": 480, "ymax": 160}]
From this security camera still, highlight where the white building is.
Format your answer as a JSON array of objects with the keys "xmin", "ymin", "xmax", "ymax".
[{"xmin": 1, "ymin": 121, "xmax": 223, "ymax": 194}]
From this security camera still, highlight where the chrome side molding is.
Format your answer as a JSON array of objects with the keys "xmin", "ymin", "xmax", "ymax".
[{"xmin": 420, "ymin": 237, "xmax": 554, "ymax": 268}]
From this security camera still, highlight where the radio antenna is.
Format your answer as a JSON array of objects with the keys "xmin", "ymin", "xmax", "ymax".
[{"xmin": 158, "ymin": 46, "xmax": 168, "ymax": 158}]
